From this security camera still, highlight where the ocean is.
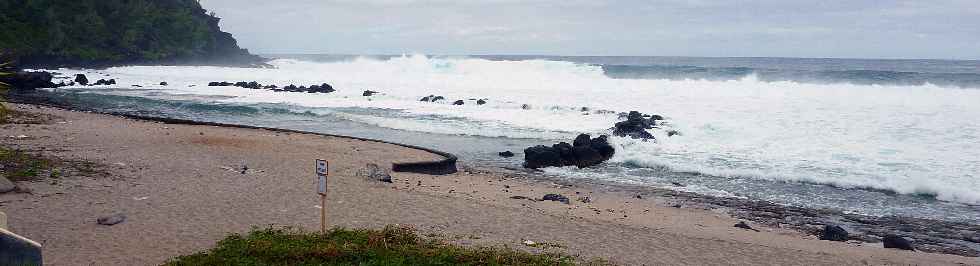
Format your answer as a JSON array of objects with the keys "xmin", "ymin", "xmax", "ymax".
[{"xmin": 26, "ymin": 54, "xmax": 980, "ymax": 223}]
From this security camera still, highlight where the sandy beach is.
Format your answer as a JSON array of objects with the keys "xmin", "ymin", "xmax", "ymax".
[{"xmin": 0, "ymin": 103, "xmax": 977, "ymax": 266}]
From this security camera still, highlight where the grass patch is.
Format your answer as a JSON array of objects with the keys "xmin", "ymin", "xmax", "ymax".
[
  {"xmin": 0, "ymin": 146, "xmax": 110, "ymax": 182},
  {"xmin": 0, "ymin": 109, "xmax": 55, "ymax": 125},
  {"xmin": 0, "ymin": 147, "xmax": 52, "ymax": 181},
  {"xmin": 165, "ymin": 225, "xmax": 611, "ymax": 266}
]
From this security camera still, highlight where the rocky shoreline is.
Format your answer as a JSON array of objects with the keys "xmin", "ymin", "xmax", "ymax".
[
  {"xmin": 488, "ymin": 109, "xmax": 980, "ymax": 257},
  {"xmin": 482, "ymin": 165, "xmax": 980, "ymax": 257}
]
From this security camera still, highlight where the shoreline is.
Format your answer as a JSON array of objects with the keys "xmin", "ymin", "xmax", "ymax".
[
  {"xmin": 483, "ymin": 166, "xmax": 980, "ymax": 256},
  {"xmin": 2, "ymin": 98, "xmax": 458, "ymax": 176},
  {"xmin": 13, "ymin": 94, "xmax": 977, "ymax": 256},
  {"xmin": 1, "ymin": 103, "xmax": 978, "ymax": 265}
]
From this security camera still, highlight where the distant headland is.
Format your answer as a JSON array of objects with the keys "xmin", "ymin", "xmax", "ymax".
[{"xmin": 0, "ymin": 0, "xmax": 265, "ymax": 68}]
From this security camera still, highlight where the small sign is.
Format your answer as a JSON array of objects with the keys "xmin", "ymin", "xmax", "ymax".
[
  {"xmin": 316, "ymin": 159, "xmax": 328, "ymax": 195},
  {"xmin": 316, "ymin": 159, "xmax": 328, "ymax": 176}
]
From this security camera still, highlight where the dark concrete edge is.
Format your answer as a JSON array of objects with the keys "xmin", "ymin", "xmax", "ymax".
[{"xmin": 3, "ymin": 100, "xmax": 458, "ymax": 175}]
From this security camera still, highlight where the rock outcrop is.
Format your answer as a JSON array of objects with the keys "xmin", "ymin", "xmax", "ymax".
[
  {"xmin": 612, "ymin": 111, "xmax": 661, "ymax": 140},
  {"xmin": 420, "ymin": 95, "xmax": 446, "ymax": 102},
  {"xmin": 0, "ymin": 71, "xmax": 59, "ymax": 90},
  {"xmin": 94, "ymin": 79, "xmax": 117, "ymax": 86},
  {"xmin": 523, "ymin": 134, "xmax": 615, "ymax": 169},
  {"xmin": 74, "ymin": 74, "xmax": 89, "ymax": 85},
  {"xmin": 207, "ymin": 81, "xmax": 335, "ymax": 93},
  {"xmin": 882, "ymin": 235, "xmax": 915, "ymax": 250}
]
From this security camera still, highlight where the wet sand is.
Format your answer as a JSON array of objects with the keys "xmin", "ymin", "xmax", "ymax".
[{"xmin": 1, "ymin": 103, "xmax": 976, "ymax": 265}]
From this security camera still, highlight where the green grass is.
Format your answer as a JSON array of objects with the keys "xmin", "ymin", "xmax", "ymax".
[
  {"xmin": 165, "ymin": 225, "xmax": 610, "ymax": 266},
  {"xmin": 0, "ymin": 147, "xmax": 51, "ymax": 181}
]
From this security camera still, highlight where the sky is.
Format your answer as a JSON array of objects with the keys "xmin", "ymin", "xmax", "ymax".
[{"xmin": 199, "ymin": 0, "xmax": 980, "ymax": 59}]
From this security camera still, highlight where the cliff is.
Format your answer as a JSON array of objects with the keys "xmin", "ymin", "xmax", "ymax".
[{"xmin": 0, "ymin": 0, "xmax": 264, "ymax": 68}]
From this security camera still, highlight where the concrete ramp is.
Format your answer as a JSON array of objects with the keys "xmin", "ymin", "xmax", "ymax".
[{"xmin": 0, "ymin": 212, "xmax": 43, "ymax": 266}]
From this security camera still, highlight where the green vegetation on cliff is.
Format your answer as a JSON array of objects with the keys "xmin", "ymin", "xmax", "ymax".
[{"xmin": 0, "ymin": 0, "xmax": 260, "ymax": 66}]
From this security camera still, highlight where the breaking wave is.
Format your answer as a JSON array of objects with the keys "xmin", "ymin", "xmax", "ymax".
[{"xmin": 43, "ymin": 54, "xmax": 980, "ymax": 205}]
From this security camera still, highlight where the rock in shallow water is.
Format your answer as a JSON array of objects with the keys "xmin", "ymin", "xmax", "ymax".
[
  {"xmin": 74, "ymin": 74, "xmax": 89, "ymax": 85},
  {"xmin": 523, "ymin": 145, "xmax": 562, "ymax": 169},
  {"xmin": 498, "ymin": 151, "xmax": 515, "ymax": 157},
  {"xmin": 208, "ymin": 81, "xmax": 233, "ymax": 86},
  {"xmin": 612, "ymin": 111, "xmax": 660, "ymax": 140},
  {"xmin": 523, "ymin": 134, "xmax": 615, "ymax": 169}
]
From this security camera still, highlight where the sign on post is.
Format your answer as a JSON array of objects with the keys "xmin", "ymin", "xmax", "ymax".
[
  {"xmin": 315, "ymin": 159, "xmax": 328, "ymax": 233},
  {"xmin": 316, "ymin": 159, "xmax": 328, "ymax": 195}
]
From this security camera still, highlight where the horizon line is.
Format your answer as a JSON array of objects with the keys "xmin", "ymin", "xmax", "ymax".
[{"xmin": 254, "ymin": 52, "xmax": 980, "ymax": 62}]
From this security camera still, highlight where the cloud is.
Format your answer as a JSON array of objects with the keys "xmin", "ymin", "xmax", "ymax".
[{"xmin": 200, "ymin": 0, "xmax": 980, "ymax": 59}]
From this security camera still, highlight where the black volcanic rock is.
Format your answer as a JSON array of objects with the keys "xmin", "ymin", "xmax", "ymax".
[
  {"xmin": 420, "ymin": 95, "xmax": 446, "ymax": 102},
  {"xmin": 819, "ymin": 225, "xmax": 849, "ymax": 241},
  {"xmin": 74, "ymin": 74, "xmax": 89, "ymax": 85},
  {"xmin": 91, "ymin": 78, "xmax": 117, "ymax": 85},
  {"xmin": 208, "ymin": 81, "xmax": 233, "ymax": 86},
  {"xmin": 571, "ymin": 145, "xmax": 603, "ymax": 168},
  {"xmin": 591, "ymin": 135, "xmax": 615, "ymax": 159},
  {"xmin": 523, "ymin": 134, "xmax": 614, "ymax": 169},
  {"xmin": 573, "ymin": 134, "xmax": 592, "ymax": 147},
  {"xmin": 0, "ymin": 71, "xmax": 59, "ymax": 90},
  {"xmin": 159, "ymin": 81, "xmax": 168, "ymax": 86},
  {"xmin": 477, "ymin": 99, "xmax": 487, "ymax": 105},
  {"xmin": 542, "ymin": 194, "xmax": 570, "ymax": 204},
  {"xmin": 309, "ymin": 83, "xmax": 335, "ymax": 93},
  {"xmin": 883, "ymin": 235, "xmax": 915, "ymax": 250},
  {"xmin": 453, "ymin": 100, "xmax": 464, "ymax": 105},
  {"xmin": 552, "ymin": 142, "xmax": 574, "ymax": 165},
  {"xmin": 613, "ymin": 111, "xmax": 660, "ymax": 140},
  {"xmin": 363, "ymin": 90, "xmax": 379, "ymax": 96},
  {"xmin": 523, "ymin": 145, "xmax": 562, "ymax": 169},
  {"xmin": 498, "ymin": 151, "xmax": 515, "ymax": 157}
]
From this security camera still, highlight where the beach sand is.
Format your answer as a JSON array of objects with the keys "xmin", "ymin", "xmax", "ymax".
[{"xmin": 1, "ymin": 103, "xmax": 976, "ymax": 265}]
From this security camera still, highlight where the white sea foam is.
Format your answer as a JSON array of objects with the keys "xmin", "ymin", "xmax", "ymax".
[{"xmin": 46, "ymin": 55, "xmax": 980, "ymax": 204}]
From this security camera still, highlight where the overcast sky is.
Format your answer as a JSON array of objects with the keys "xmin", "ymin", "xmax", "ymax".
[{"xmin": 199, "ymin": 0, "xmax": 980, "ymax": 59}]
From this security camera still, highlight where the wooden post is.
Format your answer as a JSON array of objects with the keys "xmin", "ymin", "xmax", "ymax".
[{"xmin": 320, "ymin": 194, "xmax": 326, "ymax": 234}]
